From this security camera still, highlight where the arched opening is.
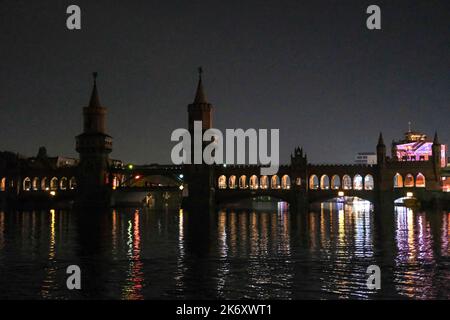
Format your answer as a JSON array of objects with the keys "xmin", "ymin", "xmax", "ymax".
[
  {"xmin": 331, "ymin": 175, "xmax": 341, "ymax": 190},
  {"xmin": 320, "ymin": 175, "xmax": 330, "ymax": 190},
  {"xmin": 271, "ymin": 175, "xmax": 280, "ymax": 189},
  {"xmin": 249, "ymin": 175, "xmax": 259, "ymax": 189},
  {"xmin": 342, "ymin": 175, "xmax": 352, "ymax": 190},
  {"xmin": 50, "ymin": 177, "xmax": 58, "ymax": 191},
  {"xmin": 416, "ymin": 173, "xmax": 426, "ymax": 188},
  {"xmin": 353, "ymin": 174, "xmax": 363, "ymax": 190},
  {"xmin": 41, "ymin": 177, "xmax": 49, "ymax": 191},
  {"xmin": 364, "ymin": 174, "xmax": 374, "ymax": 190},
  {"xmin": 281, "ymin": 175, "xmax": 291, "ymax": 189},
  {"xmin": 229, "ymin": 175, "xmax": 237, "ymax": 189},
  {"xmin": 404, "ymin": 174, "xmax": 414, "ymax": 188},
  {"xmin": 23, "ymin": 177, "xmax": 31, "ymax": 191},
  {"xmin": 0, "ymin": 177, "xmax": 5, "ymax": 191},
  {"xmin": 239, "ymin": 175, "xmax": 248, "ymax": 189},
  {"xmin": 295, "ymin": 177, "xmax": 301, "ymax": 186},
  {"xmin": 32, "ymin": 177, "xmax": 39, "ymax": 191},
  {"xmin": 59, "ymin": 177, "xmax": 68, "ymax": 190},
  {"xmin": 394, "ymin": 173, "xmax": 403, "ymax": 188},
  {"xmin": 260, "ymin": 176, "xmax": 268, "ymax": 189},
  {"xmin": 69, "ymin": 177, "xmax": 77, "ymax": 190},
  {"xmin": 309, "ymin": 175, "xmax": 319, "ymax": 190},
  {"xmin": 218, "ymin": 175, "xmax": 227, "ymax": 189}
]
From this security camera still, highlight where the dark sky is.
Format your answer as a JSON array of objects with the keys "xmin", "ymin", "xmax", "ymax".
[{"xmin": 0, "ymin": 0, "xmax": 448, "ymax": 165}]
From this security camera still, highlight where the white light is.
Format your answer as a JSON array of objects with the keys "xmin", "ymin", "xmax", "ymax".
[
  {"xmin": 406, "ymin": 192, "xmax": 413, "ymax": 197},
  {"xmin": 179, "ymin": 185, "xmax": 184, "ymax": 191},
  {"xmin": 338, "ymin": 191, "xmax": 345, "ymax": 197},
  {"xmin": 179, "ymin": 174, "xmax": 184, "ymax": 179},
  {"xmin": 50, "ymin": 191, "xmax": 56, "ymax": 196}
]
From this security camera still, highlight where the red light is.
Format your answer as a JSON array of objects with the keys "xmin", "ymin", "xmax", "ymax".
[{"xmin": 135, "ymin": 175, "xmax": 141, "ymax": 180}]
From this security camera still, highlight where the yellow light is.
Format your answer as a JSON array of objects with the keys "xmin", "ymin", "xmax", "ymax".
[
  {"xmin": 338, "ymin": 191, "xmax": 345, "ymax": 197},
  {"xmin": 406, "ymin": 192, "xmax": 413, "ymax": 197},
  {"xmin": 50, "ymin": 191, "xmax": 56, "ymax": 196},
  {"xmin": 179, "ymin": 185, "xmax": 184, "ymax": 191},
  {"xmin": 128, "ymin": 164, "xmax": 134, "ymax": 170}
]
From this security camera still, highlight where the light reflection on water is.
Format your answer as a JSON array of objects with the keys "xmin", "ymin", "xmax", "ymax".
[{"xmin": 0, "ymin": 200, "xmax": 448, "ymax": 300}]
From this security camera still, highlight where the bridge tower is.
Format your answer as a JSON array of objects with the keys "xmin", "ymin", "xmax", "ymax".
[
  {"xmin": 290, "ymin": 147, "xmax": 308, "ymax": 210},
  {"xmin": 431, "ymin": 132, "xmax": 442, "ymax": 186},
  {"xmin": 182, "ymin": 68, "xmax": 215, "ymax": 210},
  {"xmin": 75, "ymin": 73, "xmax": 113, "ymax": 206}
]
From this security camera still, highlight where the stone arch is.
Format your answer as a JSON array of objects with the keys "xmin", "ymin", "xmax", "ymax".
[
  {"xmin": 32, "ymin": 177, "xmax": 39, "ymax": 191},
  {"xmin": 41, "ymin": 177, "xmax": 49, "ymax": 190},
  {"xmin": 281, "ymin": 175, "xmax": 291, "ymax": 189},
  {"xmin": 364, "ymin": 174, "xmax": 374, "ymax": 190},
  {"xmin": 229, "ymin": 175, "xmax": 237, "ymax": 189},
  {"xmin": 218, "ymin": 175, "xmax": 227, "ymax": 189},
  {"xmin": 50, "ymin": 177, "xmax": 58, "ymax": 191},
  {"xmin": 23, "ymin": 177, "xmax": 32, "ymax": 191},
  {"xmin": 260, "ymin": 176, "xmax": 268, "ymax": 189},
  {"xmin": 249, "ymin": 175, "xmax": 259, "ymax": 190},
  {"xmin": 331, "ymin": 175, "xmax": 341, "ymax": 190},
  {"xmin": 0, "ymin": 177, "xmax": 5, "ymax": 191},
  {"xmin": 404, "ymin": 174, "xmax": 414, "ymax": 188},
  {"xmin": 353, "ymin": 174, "xmax": 363, "ymax": 190},
  {"xmin": 239, "ymin": 175, "xmax": 248, "ymax": 189},
  {"xmin": 416, "ymin": 173, "xmax": 426, "ymax": 188},
  {"xmin": 394, "ymin": 173, "xmax": 403, "ymax": 188},
  {"xmin": 320, "ymin": 175, "xmax": 330, "ymax": 190},
  {"xmin": 59, "ymin": 177, "xmax": 68, "ymax": 190},
  {"xmin": 342, "ymin": 175, "xmax": 352, "ymax": 190},
  {"xmin": 69, "ymin": 177, "xmax": 77, "ymax": 190},
  {"xmin": 271, "ymin": 175, "xmax": 280, "ymax": 189},
  {"xmin": 309, "ymin": 175, "xmax": 319, "ymax": 190}
]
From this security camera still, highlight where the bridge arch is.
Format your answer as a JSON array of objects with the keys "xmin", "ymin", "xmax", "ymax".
[
  {"xmin": 23, "ymin": 177, "xmax": 32, "ymax": 191},
  {"xmin": 69, "ymin": 177, "xmax": 77, "ymax": 190},
  {"xmin": 59, "ymin": 177, "xmax": 68, "ymax": 190},
  {"xmin": 41, "ymin": 177, "xmax": 48, "ymax": 190},
  {"xmin": 416, "ymin": 173, "xmax": 426, "ymax": 188},
  {"xmin": 404, "ymin": 174, "xmax": 414, "ymax": 188},
  {"xmin": 218, "ymin": 175, "xmax": 227, "ymax": 189},
  {"xmin": 342, "ymin": 175, "xmax": 352, "ymax": 190},
  {"xmin": 229, "ymin": 175, "xmax": 237, "ymax": 189},
  {"xmin": 260, "ymin": 176, "xmax": 268, "ymax": 189},
  {"xmin": 320, "ymin": 175, "xmax": 330, "ymax": 190},
  {"xmin": 32, "ymin": 177, "xmax": 39, "ymax": 191},
  {"xmin": 309, "ymin": 175, "xmax": 319, "ymax": 190},
  {"xmin": 394, "ymin": 173, "xmax": 403, "ymax": 188},
  {"xmin": 364, "ymin": 174, "xmax": 374, "ymax": 190},
  {"xmin": 239, "ymin": 175, "xmax": 248, "ymax": 189},
  {"xmin": 250, "ymin": 175, "xmax": 259, "ymax": 189},
  {"xmin": 281, "ymin": 175, "xmax": 291, "ymax": 189},
  {"xmin": 271, "ymin": 175, "xmax": 280, "ymax": 189},
  {"xmin": 331, "ymin": 175, "xmax": 340, "ymax": 190},
  {"xmin": 1, "ymin": 177, "xmax": 6, "ymax": 191},
  {"xmin": 50, "ymin": 177, "xmax": 58, "ymax": 191},
  {"xmin": 353, "ymin": 174, "xmax": 363, "ymax": 190}
]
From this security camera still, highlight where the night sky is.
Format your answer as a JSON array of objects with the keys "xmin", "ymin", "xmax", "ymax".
[{"xmin": 0, "ymin": 0, "xmax": 448, "ymax": 165}]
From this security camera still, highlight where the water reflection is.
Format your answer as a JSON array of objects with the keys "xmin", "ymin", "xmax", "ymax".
[{"xmin": 0, "ymin": 201, "xmax": 448, "ymax": 299}]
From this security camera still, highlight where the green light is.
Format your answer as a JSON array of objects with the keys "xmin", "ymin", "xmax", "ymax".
[{"xmin": 128, "ymin": 164, "xmax": 134, "ymax": 170}]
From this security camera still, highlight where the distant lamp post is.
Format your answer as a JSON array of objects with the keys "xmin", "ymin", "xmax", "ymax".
[{"xmin": 338, "ymin": 191, "xmax": 345, "ymax": 197}]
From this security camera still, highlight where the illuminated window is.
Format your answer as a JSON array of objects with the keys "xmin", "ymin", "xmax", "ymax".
[
  {"xmin": 295, "ymin": 177, "xmax": 301, "ymax": 186},
  {"xmin": 59, "ymin": 177, "xmax": 68, "ymax": 190},
  {"xmin": 404, "ymin": 174, "xmax": 414, "ymax": 187},
  {"xmin": 69, "ymin": 177, "xmax": 77, "ymax": 190},
  {"xmin": 32, "ymin": 177, "xmax": 39, "ymax": 191},
  {"xmin": 342, "ymin": 175, "xmax": 352, "ymax": 190},
  {"xmin": 271, "ymin": 175, "xmax": 280, "ymax": 189},
  {"xmin": 228, "ymin": 175, "xmax": 237, "ymax": 189},
  {"xmin": 41, "ymin": 177, "xmax": 49, "ymax": 190},
  {"xmin": 260, "ymin": 176, "xmax": 268, "ymax": 189},
  {"xmin": 239, "ymin": 175, "xmax": 248, "ymax": 189},
  {"xmin": 218, "ymin": 175, "xmax": 227, "ymax": 189},
  {"xmin": 309, "ymin": 175, "xmax": 319, "ymax": 190},
  {"xmin": 394, "ymin": 173, "xmax": 403, "ymax": 188},
  {"xmin": 364, "ymin": 174, "xmax": 374, "ymax": 190},
  {"xmin": 0, "ymin": 177, "xmax": 5, "ymax": 191},
  {"xmin": 331, "ymin": 175, "xmax": 341, "ymax": 190},
  {"xmin": 320, "ymin": 175, "xmax": 330, "ymax": 190},
  {"xmin": 281, "ymin": 175, "xmax": 291, "ymax": 189},
  {"xmin": 353, "ymin": 174, "xmax": 363, "ymax": 190},
  {"xmin": 249, "ymin": 175, "xmax": 259, "ymax": 189},
  {"xmin": 415, "ymin": 173, "xmax": 426, "ymax": 188}
]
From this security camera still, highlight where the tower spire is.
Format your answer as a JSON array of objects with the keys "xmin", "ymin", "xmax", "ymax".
[
  {"xmin": 377, "ymin": 132, "xmax": 385, "ymax": 146},
  {"xmin": 194, "ymin": 67, "xmax": 207, "ymax": 103},
  {"xmin": 89, "ymin": 72, "xmax": 101, "ymax": 108},
  {"xmin": 433, "ymin": 131, "xmax": 439, "ymax": 144}
]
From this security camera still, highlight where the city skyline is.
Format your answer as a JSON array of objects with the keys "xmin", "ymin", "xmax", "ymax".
[{"xmin": 0, "ymin": 0, "xmax": 448, "ymax": 165}]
